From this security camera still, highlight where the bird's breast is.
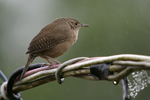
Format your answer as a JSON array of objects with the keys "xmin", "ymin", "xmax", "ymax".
[{"xmin": 71, "ymin": 30, "xmax": 78, "ymax": 44}]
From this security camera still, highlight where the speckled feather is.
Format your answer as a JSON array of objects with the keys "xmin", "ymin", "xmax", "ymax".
[
  {"xmin": 26, "ymin": 30, "xmax": 68, "ymax": 54},
  {"xmin": 26, "ymin": 19, "xmax": 70, "ymax": 54}
]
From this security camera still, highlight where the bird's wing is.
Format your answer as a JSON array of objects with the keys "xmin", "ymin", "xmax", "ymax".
[{"xmin": 26, "ymin": 27, "xmax": 69, "ymax": 54}]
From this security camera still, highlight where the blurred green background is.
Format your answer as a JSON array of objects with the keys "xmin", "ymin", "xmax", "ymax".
[{"xmin": 0, "ymin": 0, "xmax": 150, "ymax": 100}]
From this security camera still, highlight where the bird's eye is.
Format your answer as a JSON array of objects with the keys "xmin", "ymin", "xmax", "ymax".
[{"xmin": 75, "ymin": 22, "xmax": 78, "ymax": 25}]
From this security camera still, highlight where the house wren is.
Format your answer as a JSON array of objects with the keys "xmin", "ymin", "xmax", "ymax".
[{"xmin": 20, "ymin": 18, "xmax": 90, "ymax": 80}]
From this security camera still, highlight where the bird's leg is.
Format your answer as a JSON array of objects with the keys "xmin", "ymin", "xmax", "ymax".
[
  {"xmin": 40, "ymin": 58, "xmax": 52, "ymax": 67},
  {"xmin": 44, "ymin": 58, "xmax": 53, "ymax": 64},
  {"xmin": 45, "ymin": 56, "xmax": 61, "ymax": 64},
  {"xmin": 44, "ymin": 56, "xmax": 61, "ymax": 69}
]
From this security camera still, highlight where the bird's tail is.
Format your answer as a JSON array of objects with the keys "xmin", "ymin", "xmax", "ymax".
[{"xmin": 20, "ymin": 54, "xmax": 36, "ymax": 80}]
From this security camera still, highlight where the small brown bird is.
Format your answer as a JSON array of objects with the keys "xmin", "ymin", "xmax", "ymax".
[{"xmin": 20, "ymin": 17, "xmax": 89, "ymax": 80}]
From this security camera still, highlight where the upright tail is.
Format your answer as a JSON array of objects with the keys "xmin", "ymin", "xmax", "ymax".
[{"xmin": 20, "ymin": 54, "xmax": 36, "ymax": 80}]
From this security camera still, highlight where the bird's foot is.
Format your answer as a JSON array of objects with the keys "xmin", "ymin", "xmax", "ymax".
[
  {"xmin": 40, "ymin": 62, "xmax": 60, "ymax": 69},
  {"xmin": 48, "ymin": 63, "xmax": 61, "ymax": 69}
]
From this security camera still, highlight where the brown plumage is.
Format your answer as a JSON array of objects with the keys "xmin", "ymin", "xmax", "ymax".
[{"xmin": 20, "ymin": 17, "xmax": 89, "ymax": 80}]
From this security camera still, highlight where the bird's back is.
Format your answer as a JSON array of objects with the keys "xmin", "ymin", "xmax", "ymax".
[{"xmin": 26, "ymin": 19, "xmax": 70, "ymax": 54}]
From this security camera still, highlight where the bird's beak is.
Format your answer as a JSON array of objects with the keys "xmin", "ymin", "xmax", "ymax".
[{"xmin": 81, "ymin": 24, "xmax": 90, "ymax": 27}]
